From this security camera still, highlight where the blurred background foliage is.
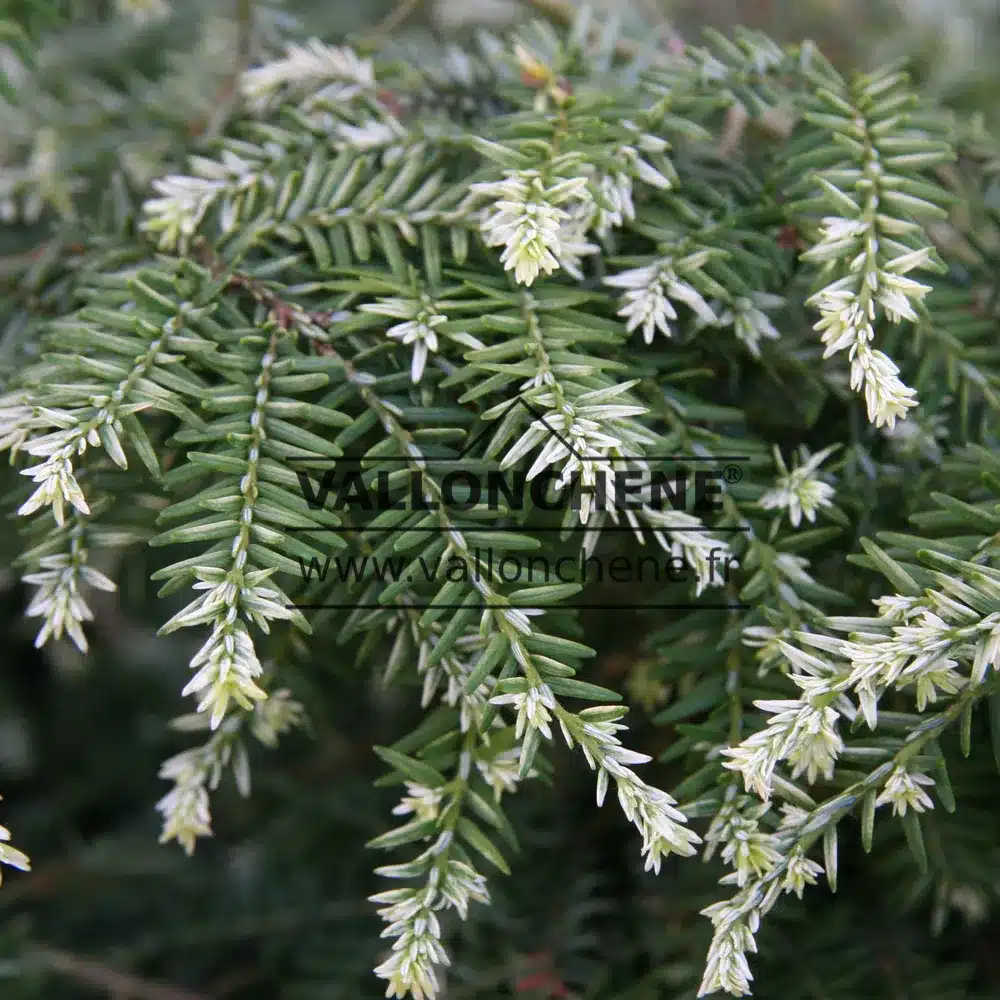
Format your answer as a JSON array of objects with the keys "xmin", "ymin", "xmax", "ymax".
[{"xmin": 3, "ymin": 1, "xmax": 1000, "ymax": 998}]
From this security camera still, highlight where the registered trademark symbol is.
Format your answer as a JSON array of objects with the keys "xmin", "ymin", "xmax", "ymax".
[{"xmin": 723, "ymin": 464, "xmax": 742, "ymax": 484}]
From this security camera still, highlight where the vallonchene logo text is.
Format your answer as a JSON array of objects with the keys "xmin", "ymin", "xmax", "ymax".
[{"xmin": 287, "ymin": 395, "xmax": 748, "ymax": 611}]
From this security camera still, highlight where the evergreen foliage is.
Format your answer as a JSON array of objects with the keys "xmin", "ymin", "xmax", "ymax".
[{"xmin": 3, "ymin": 3, "xmax": 1000, "ymax": 999}]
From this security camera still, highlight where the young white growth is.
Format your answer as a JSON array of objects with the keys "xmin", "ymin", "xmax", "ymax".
[
  {"xmin": 748, "ymin": 567, "xmax": 1000, "ymax": 758},
  {"xmin": 161, "ymin": 566, "xmax": 301, "ymax": 728},
  {"xmin": 640, "ymin": 507, "xmax": 733, "ymax": 597},
  {"xmin": 15, "ymin": 319, "xmax": 179, "ymax": 526},
  {"xmin": 156, "ymin": 755, "xmax": 213, "ymax": 853},
  {"xmin": 142, "ymin": 175, "xmax": 231, "ymax": 251},
  {"xmin": 973, "ymin": 615, "xmax": 1000, "ymax": 685},
  {"xmin": 24, "ymin": 544, "xmax": 116, "ymax": 654},
  {"xmin": 0, "ymin": 391, "xmax": 35, "ymax": 457},
  {"xmin": 415, "ymin": 632, "xmax": 493, "ymax": 735},
  {"xmin": 704, "ymin": 798, "xmax": 782, "ymax": 888},
  {"xmin": 17, "ymin": 446, "xmax": 90, "ymax": 527},
  {"xmin": 373, "ymin": 890, "xmax": 447, "ymax": 1000},
  {"xmin": 759, "ymin": 445, "xmax": 837, "ymax": 528},
  {"xmin": 142, "ymin": 150, "xmax": 259, "ymax": 251},
  {"xmin": 781, "ymin": 845, "xmax": 825, "ymax": 898},
  {"xmin": 715, "ymin": 294, "xmax": 783, "ymax": 358},
  {"xmin": 156, "ymin": 716, "xmax": 242, "ymax": 854},
  {"xmin": 192, "ymin": 623, "xmax": 268, "ymax": 722},
  {"xmin": 476, "ymin": 748, "xmax": 523, "ymax": 799},
  {"xmin": 249, "ymin": 688, "xmax": 306, "ymax": 748},
  {"xmin": 157, "ymin": 692, "xmax": 302, "ymax": 854},
  {"xmin": 371, "ymin": 619, "xmax": 514, "ymax": 1000},
  {"xmin": 741, "ymin": 625, "xmax": 795, "ymax": 675},
  {"xmin": 592, "ymin": 167, "xmax": 635, "ymax": 238},
  {"xmin": 850, "ymin": 341, "xmax": 918, "ymax": 429},
  {"xmin": 360, "ymin": 296, "xmax": 461, "ymax": 383},
  {"xmin": 561, "ymin": 705, "xmax": 701, "ymax": 872},
  {"xmin": 471, "ymin": 170, "xmax": 594, "ymax": 285},
  {"xmin": 722, "ymin": 682, "xmax": 843, "ymax": 801},
  {"xmin": 338, "ymin": 119, "xmax": 406, "ymax": 152},
  {"xmin": 575, "ymin": 457, "xmax": 733, "ymax": 589},
  {"xmin": 497, "ymin": 388, "xmax": 647, "ymax": 523},
  {"xmin": 629, "ymin": 152, "xmax": 673, "ymax": 192},
  {"xmin": 875, "ymin": 765, "xmax": 935, "ymax": 817},
  {"xmin": 393, "ymin": 783, "xmax": 446, "ymax": 823},
  {"xmin": 241, "ymin": 40, "xmax": 376, "ymax": 112},
  {"xmin": 623, "ymin": 777, "xmax": 702, "ymax": 874},
  {"xmin": 873, "ymin": 593, "xmax": 923, "ymax": 623},
  {"xmin": 0, "ymin": 798, "xmax": 30, "ymax": 887},
  {"xmin": 564, "ymin": 438, "xmax": 732, "ymax": 584},
  {"xmin": 804, "ymin": 212, "xmax": 933, "ymax": 428},
  {"xmin": 372, "ymin": 855, "xmax": 489, "ymax": 1000},
  {"xmin": 14, "ymin": 403, "xmax": 109, "ymax": 526},
  {"xmin": 698, "ymin": 843, "xmax": 824, "ymax": 997},
  {"xmin": 816, "ymin": 596, "xmax": 976, "ymax": 726},
  {"xmin": 769, "ymin": 552, "xmax": 826, "ymax": 602},
  {"xmin": 605, "ymin": 252, "xmax": 717, "ymax": 343},
  {"xmin": 699, "ymin": 902, "xmax": 759, "ymax": 997},
  {"xmin": 158, "ymin": 338, "xmax": 307, "ymax": 728},
  {"xmin": 489, "ymin": 683, "xmax": 556, "ymax": 741}
]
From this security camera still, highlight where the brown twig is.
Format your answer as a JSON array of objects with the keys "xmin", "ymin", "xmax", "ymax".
[
  {"xmin": 200, "ymin": 244, "xmax": 334, "ymax": 329},
  {"xmin": 188, "ymin": 0, "xmax": 256, "ymax": 138},
  {"xmin": 363, "ymin": 0, "xmax": 424, "ymax": 45},
  {"xmin": 221, "ymin": 270, "xmax": 341, "ymax": 334},
  {"xmin": 30, "ymin": 946, "xmax": 211, "ymax": 1000},
  {"xmin": 197, "ymin": 244, "xmax": 353, "ymax": 370}
]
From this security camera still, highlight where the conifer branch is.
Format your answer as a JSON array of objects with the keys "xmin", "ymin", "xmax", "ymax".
[{"xmin": 4, "ymin": 11, "xmax": 1000, "ymax": 1000}]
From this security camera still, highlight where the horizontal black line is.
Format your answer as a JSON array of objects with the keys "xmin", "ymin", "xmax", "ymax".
[
  {"xmin": 294, "ymin": 603, "xmax": 750, "ymax": 611},
  {"xmin": 643, "ymin": 456, "xmax": 750, "ymax": 463},
  {"xmin": 288, "ymin": 455, "xmax": 751, "ymax": 465},
  {"xmin": 281, "ymin": 525, "xmax": 752, "ymax": 533}
]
